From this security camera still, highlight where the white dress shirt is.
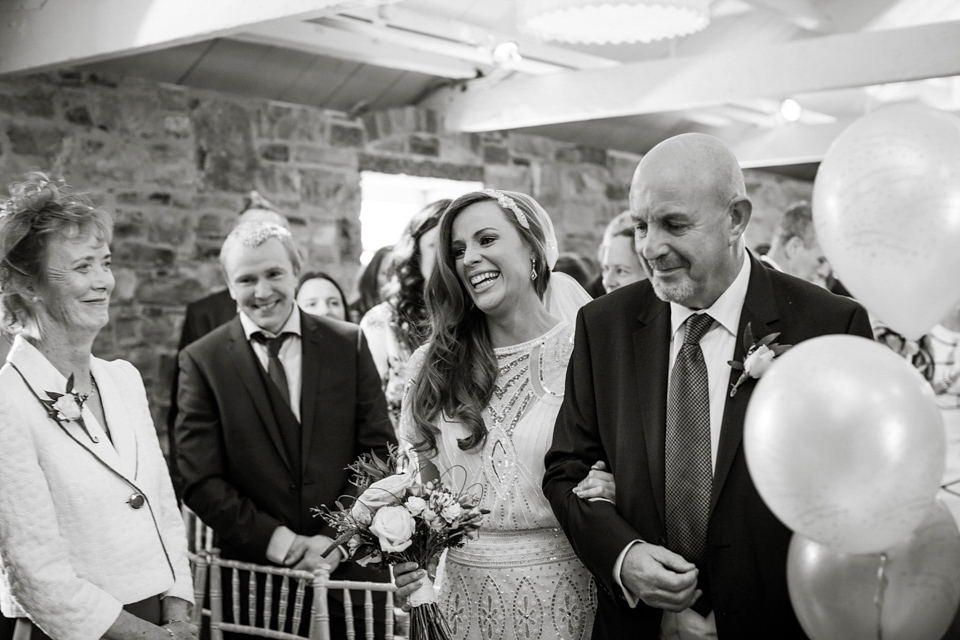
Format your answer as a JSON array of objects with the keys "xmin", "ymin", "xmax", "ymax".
[
  {"xmin": 614, "ymin": 256, "xmax": 752, "ymax": 640},
  {"xmin": 238, "ymin": 307, "xmax": 304, "ymax": 563}
]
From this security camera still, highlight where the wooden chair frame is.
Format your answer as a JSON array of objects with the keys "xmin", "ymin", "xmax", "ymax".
[{"xmin": 206, "ymin": 549, "xmax": 397, "ymax": 640}]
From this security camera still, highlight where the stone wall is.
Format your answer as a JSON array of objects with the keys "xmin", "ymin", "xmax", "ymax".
[{"xmin": 0, "ymin": 70, "xmax": 810, "ymax": 446}]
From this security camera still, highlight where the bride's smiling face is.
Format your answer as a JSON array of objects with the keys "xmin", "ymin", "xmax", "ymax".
[{"xmin": 451, "ymin": 201, "xmax": 536, "ymax": 316}]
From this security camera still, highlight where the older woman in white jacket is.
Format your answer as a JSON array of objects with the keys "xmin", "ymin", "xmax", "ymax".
[{"xmin": 0, "ymin": 175, "xmax": 196, "ymax": 640}]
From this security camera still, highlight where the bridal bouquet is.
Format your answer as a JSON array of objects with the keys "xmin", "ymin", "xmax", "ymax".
[{"xmin": 316, "ymin": 447, "xmax": 486, "ymax": 640}]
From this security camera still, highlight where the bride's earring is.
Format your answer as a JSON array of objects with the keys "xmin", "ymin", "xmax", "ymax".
[{"xmin": 530, "ymin": 257, "xmax": 537, "ymax": 281}]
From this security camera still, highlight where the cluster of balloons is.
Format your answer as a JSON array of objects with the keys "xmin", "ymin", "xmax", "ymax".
[{"xmin": 745, "ymin": 104, "xmax": 960, "ymax": 640}]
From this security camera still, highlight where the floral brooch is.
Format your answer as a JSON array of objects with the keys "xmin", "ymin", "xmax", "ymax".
[
  {"xmin": 728, "ymin": 322, "xmax": 792, "ymax": 397},
  {"xmin": 42, "ymin": 374, "xmax": 98, "ymax": 443}
]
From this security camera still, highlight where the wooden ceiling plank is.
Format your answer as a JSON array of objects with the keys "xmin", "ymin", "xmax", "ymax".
[
  {"xmin": 425, "ymin": 19, "xmax": 960, "ymax": 132},
  {"xmin": 0, "ymin": 0, "xmax": 377, "ymax": 76}
]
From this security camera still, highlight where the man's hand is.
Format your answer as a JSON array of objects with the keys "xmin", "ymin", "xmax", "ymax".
[
  {"xmin": 621, "ymin": 543, "xmax": 701, "ymax": 612},
  {"xmin": 284, "ymin": 535, "xmax": 342, "ymax": 572}
]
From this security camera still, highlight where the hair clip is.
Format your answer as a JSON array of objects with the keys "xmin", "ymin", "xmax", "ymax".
[
  {"xmin": 482, "ymin": 189, "xmax": 529, "ymax": 230},
  {"xmin": 23, "ymin": 183, "xmax": 60, "ymax": 213}
]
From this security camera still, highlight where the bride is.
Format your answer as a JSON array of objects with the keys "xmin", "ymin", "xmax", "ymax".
[{"xmin": 394, "ymin": 189, "xmax": 611, "ymax": 640}]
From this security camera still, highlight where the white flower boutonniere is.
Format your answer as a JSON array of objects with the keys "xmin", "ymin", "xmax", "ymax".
[
  {"xmin": 728, "ymin": 323, "xmax": 792, "ymax": 397},
  {"xmin": 42, "ymin": 374, "xmax": 98, "ymax": 442}
]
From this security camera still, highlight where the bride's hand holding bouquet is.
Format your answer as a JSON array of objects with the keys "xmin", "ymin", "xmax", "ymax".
[{"xmin": 316, "ymin": 447, "xmax": 486, "ymax": 640}]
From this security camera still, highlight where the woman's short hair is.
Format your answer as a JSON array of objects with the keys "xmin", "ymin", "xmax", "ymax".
[
  {"xmin": 296, "ymin": 270, "xmax": 349, "ymax": 319},
  {"xmin": 0, "ymin": 173, "xmax": 113, "ymax": 335}
]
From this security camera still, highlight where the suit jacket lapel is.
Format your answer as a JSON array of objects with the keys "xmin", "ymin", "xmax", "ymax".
[
  {"xmin": 299, "ymin": 312, "xmax": 322, "ymax": 474},
  {"xmin": 226, "ymin": 318, "xmax": 295, "ymax": 475},
  {"xmin": 634, "ymin": 292, "xmax": 671, "ymax": 528},
  {"xmin": 711, "ymin": 253, "xmax": 779, "ymax": 515}
]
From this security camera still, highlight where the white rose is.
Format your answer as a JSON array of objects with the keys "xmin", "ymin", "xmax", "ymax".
[
  {"xmin": 441, "ymin": 502, "xmax": 462, "ymax": 523},
  {"xmin": 422, "ymin": 507, "xmax": 439, "ymax": 524},
  {"xmin": 743, "ymin": 344, "xmax": 776, "ymax": 378},
  {"xmin": 351, "ymin": 501, "xmax": 373, "ymax": 526},
  {"xmin": 53, "ymin": 395, "xmax": 82, "ymax": 421},
  {"xmin": 355, "ymin": 473, "xmax": 415, "ymax": 515},
  {"xmin": 370, "ymin": 506, "xmax": 416, "ymax": 553},
  {"xmin": 405, "ymin": 496, "xmax": 427, "ymax": 516}
]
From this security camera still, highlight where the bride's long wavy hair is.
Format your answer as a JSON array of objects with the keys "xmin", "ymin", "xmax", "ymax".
[{"xmin": 408, "ymin": 190, "xmax": 553, "ymax": 457}]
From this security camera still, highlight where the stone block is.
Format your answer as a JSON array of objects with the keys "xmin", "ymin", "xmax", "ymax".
[
  {"xmin": 158, "ymin": 85, "xmax": 187, "ymax": 111},
  {"xmin": 483, "ymin": 145, "xmax": 510, "ymax": 165},
  {"xmin": 145, "ymin": 209, "xmax": 193, "ymax": 246},
  {"xmin": 6, "ymin": 123, "xmax": 64, "ymax": 157},
  {"xmin": 299, "ymin": 167, "xmax": 361, "ymax": 214},
  {"xmin": 358, "ymin": 153, "xmax": 483, "ymax": 182},
  {"xmin": 605, "ymin": 183, "xmax": 630, "ymax": 202},
  {"xmin": 112, "ymin": 209, "xmax": 147, "ymax": 241},
  {"xmin": 510, "ymin": 133, "xmax": 559, "ymax": 159},
  {"xmin": 329, "ymin": 123, "xmax": 364, "ymax": 148},
  {"xmin": 556, "ymin": 147, "xmax": 581, "ymax": 164},
  {"xmin": 118, "ymin": 90, "xmax": 163, "ymax": 138},
  {"xmin": 579, "ymin": 145, "xmax": 608, "ymax": 166},
  {"xmin": 437, "ymin": 134, "xmax": 481, "ymax": 164},
  {"xmin": 255, "ymin": 164, "xmax": 301, "ymax": 203},
  {"xmin": 0, "ymin": 86, "xmax": 54, "ymax": 118},
  {"xmin": 113, "ymin": 240, "xmax": 177, "ymax": 268},
  {"xmin": 191, "ymin": 98, "xmax": 258, "ymax": 192},
  {"xmin": 366, "ymin": 137, "xmax": 407, "ymax": 154},
  {"xmin": 409, "ymin": 134, "xmax": 439, "ymax": 157},
  {"xmin": 292, "ymin": 144, "xmax": 358, "ymax": 168},
  {"xmin": 559, "ymin": 164, "xmax": 609, "ymax": 199},
  {"xmin": 163, "ymin": 114, "xmax": 192, "ymax": 139},
  {"xmin": 257, "ymin": 103, "xmax": 324, "ymax": 141},
  {"xmin": 136, "ymin": 273, "xmax": 206, "ymax": 306},
  {"xmin": 361, "ymin": 113, "xmax": 380, "ymax": 141},
  {"xmin": 484, "ymin": 163, "xmax": 533, "ymax": 194},
  {"xmin": 260, "ymin": 143, "xmax": 290, "ymax": 162},
  {"xmin": 65, "ymin": 105, "xmax": 93, "ymax": 126},
  {"xmin": 419, "ymin": 109, "xmax": 438, "ymax": 134}
]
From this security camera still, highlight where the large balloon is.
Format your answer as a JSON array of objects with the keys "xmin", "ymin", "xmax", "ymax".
[
  {"xmin": 787, "ymin": 501, "xmax": 960, "ymax": 640},
  {"xmin": 813, "ymin": 103, "xmax": 960, "ymax": 339},
  {"xmin": 745, "ymin": 335, "xmax": 945, "ymax": 553}
]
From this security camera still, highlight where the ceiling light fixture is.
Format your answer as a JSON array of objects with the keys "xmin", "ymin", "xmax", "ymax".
[
  {"xmin": 779, "ymin": 98, "xmax": 803, "ymax": 122},
  {"xmin": 518, "ymin": 0, "xmax": 711, "ymax": 45}
]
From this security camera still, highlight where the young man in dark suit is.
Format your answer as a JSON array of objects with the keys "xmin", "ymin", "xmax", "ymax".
[
  {"xmin": 544, "ymin": 134, "xmax": 873, "ymax": 639},
  {"xmin": 176, "ymin": 221, "xmax": 395, "ymax": 638}
]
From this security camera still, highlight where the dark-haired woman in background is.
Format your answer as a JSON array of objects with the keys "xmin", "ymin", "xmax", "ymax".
[
  {"xmin": 296, "ymin": 271, "xmax": 349, "ymax": 322},
  {"xmin": 349, "ymin": 245, "xmax": 393, "ymax": 323},
  {"xmin": 0, "ymin": 174, "xmax": 195, "ymax": 640},
  {"xmin": 360, "ymin": 200, "xmax": 449, "ymax": 430}
]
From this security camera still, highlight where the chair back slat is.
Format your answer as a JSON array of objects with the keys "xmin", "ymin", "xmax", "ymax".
[
  {"xmin": 232, "ymin": 566, "xmax": 241, "ymax": 625},
  {"xmin": 209, "ymin": 556, "xmax": 223, "ymax": 640},
  {"xmin": 278, "ymin": 574, "xmax": 290, "ymax": 629},
  {"xmin": 291, "ymin": 578, "xmax": 307, "ymax": 632},
  {"xmin": 342, "ymin": 588, "xmax": 355, "ymax": 640},
  {"xmin": 264, "ymin": 568, "xmax": 274, "ymax": 629},
  {"xmin": 248, "ymin": 570, "xmax": 257, "ymax": 625},
  {"xmin": 363, "ymin": 590, "xmax": 374, "ymax": 640}
]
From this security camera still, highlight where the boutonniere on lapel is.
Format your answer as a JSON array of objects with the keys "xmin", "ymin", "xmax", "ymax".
[
  {"xmin": 728, "ymin": 323, "xmax": 792, "ymax": 397},
  {"xmin": 42, "ymin": 374, "xmax": 99, "ymax": 443}
]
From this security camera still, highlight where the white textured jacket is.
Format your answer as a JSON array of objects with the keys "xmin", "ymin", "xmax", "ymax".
[{"xmin": 0, "ymin": 336, "xmax": 193, "ymax": 640}]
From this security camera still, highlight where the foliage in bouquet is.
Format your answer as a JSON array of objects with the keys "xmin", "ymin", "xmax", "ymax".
[{"xmin": 315, "ymin": 446, "xmax": 487, "ymax": 570}]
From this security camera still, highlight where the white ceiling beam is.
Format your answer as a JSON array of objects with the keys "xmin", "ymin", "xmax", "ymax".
[
  {"xmin": 732, "ymin": 119, "xmax": 855, "ymax": 167},
  {"xmin": 739, "ymin": 0, "xmax": 832, "ymax": 31},
  {"xmin": 0, "ymin": 0, "xmax": 378, "ymax": 76},
  {"xmin": 425, "ymin": 19, "xmax": 960, "ymax": 132},
  {"xmin": 235, "ymin": 20, "xmax": 481, "ymax": 80}
]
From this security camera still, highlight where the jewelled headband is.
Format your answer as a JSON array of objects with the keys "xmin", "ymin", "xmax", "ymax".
[{"xmin": 482, "ymin": 188, "xmax": 529, "ymax": 230}]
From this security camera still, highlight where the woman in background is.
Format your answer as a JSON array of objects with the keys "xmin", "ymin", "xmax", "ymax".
[
  {"xmin": 0, "ymin": 174, "xmax": 195, "ymax": 640},
  {"xmin": 349, "ymin": 245, "xmax": 392, "ymax": 322},
  {"xmin": 360, "ymin": 200, "xmax": 449, "ymax": 430},
  {"xmin": 296, "ymin": 271, "xmax": 349, "ymax": 322}
]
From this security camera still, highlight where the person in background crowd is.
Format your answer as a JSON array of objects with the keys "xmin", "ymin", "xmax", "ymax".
[
  {"xmin": 360, "ymin": 200, "xmax": 449, "ymax": 431},
  {"xmin": 296, "ymin": 271, "xmax": 349, "ymax": 322},
  {"xmin": 553, "ymin": 252, "xmax": 594, "ymax": 290},
  {"xmin": 543, "ymin": 134, "xmax": 872, "ymax": 640},
  {"xmin": 600, "ymin": 212, "xmax": 647, "ymax": 294},
  {"xmin": 587, "ymin": 211, "xmax": 639, "ymax": 297},
  {"xmin": 166, "ymin": 191, "xmax": 288, "ymax": 497},
  {"xmin": 753, "ymin": 242, "xmax": 771, "ymax": 256},
  {"xmin": 349, "ymin": 245, "xmax": 393, "ymax": 323},
  {"xmin": 0, "ymin": 174, "xmax": 196, "ymax": 640},
  {"xmin": 761, "ymin": 201, "xmax": 831, "ymax": 288},
  {"xmin": 175, "ymin": 221, "xmax": 395, "ymax": 639}
]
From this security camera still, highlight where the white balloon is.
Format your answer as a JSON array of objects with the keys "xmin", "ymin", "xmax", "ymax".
[
  {"xmin": 813, "ymin": 103, "xmax": 960, "ymax": 339},
  {"xmin": 745, "ymin": 335, "xmax": 946, "ymax": 553}
]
